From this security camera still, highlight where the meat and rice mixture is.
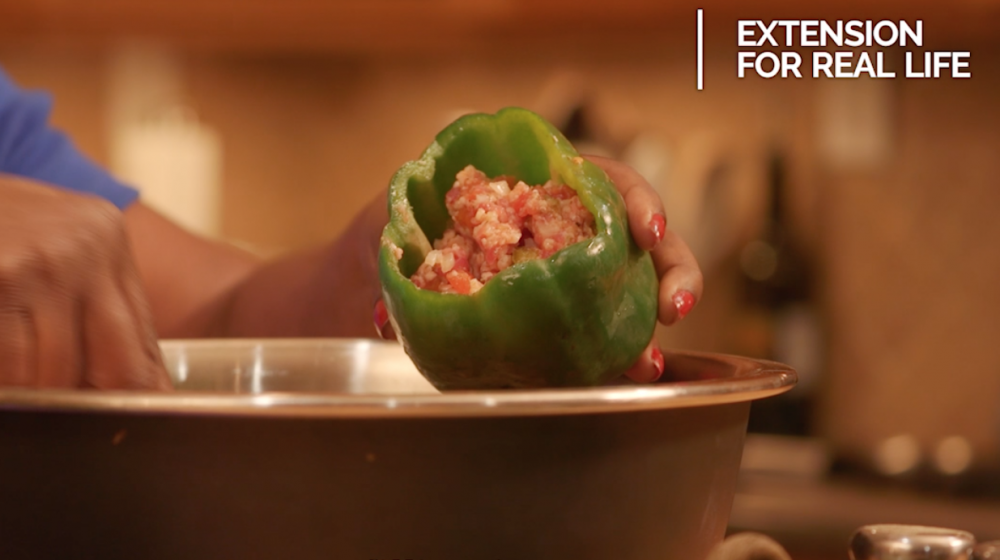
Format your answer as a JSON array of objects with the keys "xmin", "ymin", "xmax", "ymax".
[{"xmin": 410, "ymin": 165, "xmax": 596, "ymax": 294}]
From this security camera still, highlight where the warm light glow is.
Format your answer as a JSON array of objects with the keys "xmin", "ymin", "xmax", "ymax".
[
  {"xmin": 873, "ymin": 434, "xmax": 921, "ymax": 475},
  {"xmin": 934, "ymin": 436, "xmax": 973, "ymax": 475}
]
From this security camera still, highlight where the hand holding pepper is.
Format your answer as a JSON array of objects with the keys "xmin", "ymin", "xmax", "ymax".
[
  {"xmin": 585, "ymin": 155, "xmax": 704, "ymax": 383},
  {"xmin": 374, "ymin": 127, "xmax": 703, "ymax": 387}
]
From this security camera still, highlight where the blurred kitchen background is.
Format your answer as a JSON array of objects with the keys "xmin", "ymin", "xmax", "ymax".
[{"xmin": 2, "ymin": 0, "xmax": 999, "ymax": 557}]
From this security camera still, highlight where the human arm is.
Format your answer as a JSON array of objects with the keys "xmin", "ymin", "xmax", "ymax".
[
  {"xmin": 123, "ymin": 191, "xmax": 388, "ymax": 340},
  {"xmin": 0, "ymin": 165, "xmax": 698, "ymax": 388}
]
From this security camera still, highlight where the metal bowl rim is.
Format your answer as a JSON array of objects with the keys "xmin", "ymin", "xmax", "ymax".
[{"xmin": 0, "ymin": 338, "xmax": 797, "ymax": 418}]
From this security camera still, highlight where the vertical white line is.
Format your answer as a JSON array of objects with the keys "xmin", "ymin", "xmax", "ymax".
[{"xmin": 697, "ymin": 9, "xmax": 704, "ymax": 90}]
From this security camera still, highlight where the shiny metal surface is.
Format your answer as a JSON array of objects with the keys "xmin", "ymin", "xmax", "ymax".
[
  {"xmin": 850, "ymin": 525, "xmax": 976, "ymax": 560},
  {"xmin": 0, "ymin": 338, "xmax": 796, "ymax": 560},
  {"xmin": 707, "ymin": 532, "xmax": 793, "ymax": 560},
  {"xmin": 974, "ymin": 542, "xmax": 1000, "ymax": 560},
  {"xmin": 0, "ymin": 338, "xmax": 796, "ymax": 417}
]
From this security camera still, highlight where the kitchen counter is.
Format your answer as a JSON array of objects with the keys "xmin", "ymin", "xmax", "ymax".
[{"xmin": 729, "ymin": 439, "xmax": 1000, "ymax": 560}]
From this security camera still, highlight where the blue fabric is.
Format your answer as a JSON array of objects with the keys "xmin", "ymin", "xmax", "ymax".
[{"xmin": 0, "ymin": 67, "xmax": 139, "ymax": 209}]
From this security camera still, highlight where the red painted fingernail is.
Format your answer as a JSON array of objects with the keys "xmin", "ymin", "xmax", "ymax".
[
  {"xmin": 650, "ymin": 347, "xmax": 665, "ymax": 382},
  {"xmin": 373, "ymin": 300, "xmax": 390, "ymax": 339},
  {"xmin": 672, "ymin": 289, "xmax": 696, "ymax": 321},
  {"xmin": 649, "ymin": 214, "xmax": 666, "ymax": 244}
]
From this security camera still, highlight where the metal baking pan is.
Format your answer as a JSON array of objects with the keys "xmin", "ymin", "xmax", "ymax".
[{"xmin": 0, "ymin": 338, "xmax": 795, "ymax": 560}]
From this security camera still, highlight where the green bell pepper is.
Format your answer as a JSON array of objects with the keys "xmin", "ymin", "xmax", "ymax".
[{"xmin": 378, "ymin": 107, "xmax": 658, "ymax": 390}]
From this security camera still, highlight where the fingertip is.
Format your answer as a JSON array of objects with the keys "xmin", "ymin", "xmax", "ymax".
[
  {"xmin": 672, "ymin": 289, "xmax": 696, "ymax": 321},
  {"xmin": 659, "ymin": 283, "xmax": 700, "ymax": 326},
  {"xmin": 373, "ymin": 299, "xmax": 398, "ymax": 341},
  {"xmin": 650, "ymin": 346, "xmax": 664, "ymax": 382},
  {"xmin": 374, "ymin": 299, "xmax": 389, "ymax": 337},
  {"xmin": 381, "ymin": 324, "xmax": 398, "ymax": 341},
  {"xmin": 623, "ymin": 341, "xmax": 665, "ymax": 384},
  {"xmin": 620, "ymin": 178, "xmax": 667, "ymax": 252},
  {"xmin": 649, "ymin": 213, "xmax": 666, "ymax": 246}
]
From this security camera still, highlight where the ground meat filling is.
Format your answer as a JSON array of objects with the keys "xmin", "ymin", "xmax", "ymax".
[{"xmin": 410, "ymin": 165, "xmax": 596, "ymax": 295}]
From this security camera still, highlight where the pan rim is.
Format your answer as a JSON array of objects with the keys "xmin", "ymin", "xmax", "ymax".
[{"xmin": 0, "ymin": 338, "xmax": 796, "ymax": 418}]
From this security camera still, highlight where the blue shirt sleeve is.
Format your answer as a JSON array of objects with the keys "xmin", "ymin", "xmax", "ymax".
[{"xmin": 0, "ymin": 67, "xmax": 139, "ymax": 210}]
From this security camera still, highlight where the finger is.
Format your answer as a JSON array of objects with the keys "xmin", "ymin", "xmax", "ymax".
[
  {"xmin": 117, "ymin": 247, "xmax": 172, "ymax": 391},
  {"xmin": 652, "ymin": 228, "xmax": 704, "ymax": 325},
  {"xmin": 373, "ymin": 299, "xmax": 397, "ymax": 341},
  {"xmin": 34, "ymin": 292, "xmax": 83, "ymax": 387},
  {"xmin": 584, "ymin": 155, "xmax": 667, "ymax": 251},
  {"xmin": 81, "ymin": 277, "xmax": 165, "ymax": 391},
  {"xmin": 623, "ymin": 340, "xmax": 665, "ymax": 384},
  {"xmin": 0, "ymin": 306, "xmax": 33, "ymax": 387}
]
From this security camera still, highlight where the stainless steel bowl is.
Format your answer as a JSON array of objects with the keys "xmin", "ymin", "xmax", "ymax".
[{"xmin": 0, "ymin": 339, "xmax": 795, "ymax": 560}]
